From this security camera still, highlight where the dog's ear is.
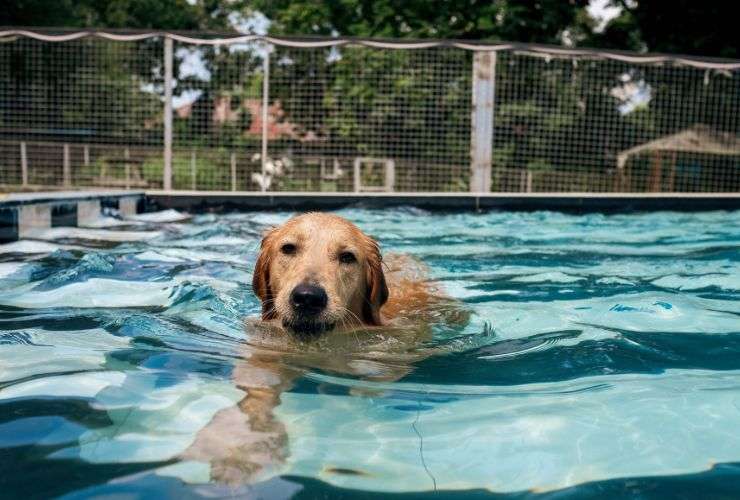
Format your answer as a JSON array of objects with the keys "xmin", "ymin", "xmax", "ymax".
[
  {"xmin": 252, "ymin": 229, "xmax": 276, "ymax": 320},
  {"xmin": 362, "ymin": 238, "xmax": 389, "ymax": 325}
]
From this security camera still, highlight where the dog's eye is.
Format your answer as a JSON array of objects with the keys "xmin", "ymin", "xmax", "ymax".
[
  {"xmin": 281, "ymin": 243, "xmax": 297, "ymax": 255},
  {"xmin": 339, "ymin": 251, "xmax": 357, "ymax": 264}
]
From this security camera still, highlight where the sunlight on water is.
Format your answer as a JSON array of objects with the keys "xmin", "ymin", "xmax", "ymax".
[{"xmin": 1, "ymin": 208, "xmax": 739, "ymax": 498}]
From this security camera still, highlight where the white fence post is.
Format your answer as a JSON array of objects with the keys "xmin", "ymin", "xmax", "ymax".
[
  {"xmin": 191, "ymin": 150, "xmax": 197, "ymax": 190},
  {"xmin": 231, "ymin": 153, "xmax": 237, "ymax": 191},
  {"xmin": 385, "ymin": 159, "xmax": 396, "ymax": 192},
  {"xmin": 469, "ymin": 51, "xmax": 495, "ymax": 193},
  {"xmin": 163, "ymin": 36, "xmax": 174, "ymax": 191},
  {"xmin": 260, "ymin": 45, "xmax": 271, "ymax": 193},
  {"xmin": 353, "ymin": 158, "xmax": 361, "ymax": 192},
  {"xmin": 20, "ymin": 141, "xmax": 28, "ymax": 187},
  {"xmin": 124, "ymin": 147, "xmax": 131, "ymax": 190},
  {"xmin": 63, "ymin": 143, "xmax": 71, "ymax": 187}
]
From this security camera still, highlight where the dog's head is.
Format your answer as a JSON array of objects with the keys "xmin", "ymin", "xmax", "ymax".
[{"xmin": 252, "ymin": 213, "xmax": 388, "ymax": 338}]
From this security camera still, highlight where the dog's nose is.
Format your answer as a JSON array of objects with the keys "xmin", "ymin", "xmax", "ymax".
[{"xmin": 290, "ymin": 284, "xmax": 328, "ymax": 314}]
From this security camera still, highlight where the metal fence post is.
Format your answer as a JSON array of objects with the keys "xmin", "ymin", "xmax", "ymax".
[
  {"xmin": 261, "ymin": 45, "xmax": 271, "ymax": 193},
  {"xmin": 163, "ymin": 36, "xmax": 174, "ymax": 191},
  {"xmin": 20, "ymin": 142, "xmax": 28, "ymax": 187},
  {"xmin": 63, "ymin": 143, "xmax": 71, "ymax": 187},
  {"xmin": 231, "ymin": 153, "xmax": 237, "ymax": 192},
  {"xmin": 191, "ymin": 150, "xmax": 197, "ymax": 190},
  {"xmin": 469, "ymin": 51, "xmax": 495, "ymax": 193},
  {"xmin": 386, "ymin": 159, "xmax": 396, "ymax": 192},
  {"xmin": 353, "ymin": 158, "xmax": 361, "ymax": 192},
  {"xmin": 124, "ymin": 147, "xmax": 131, "ymax": 190}
]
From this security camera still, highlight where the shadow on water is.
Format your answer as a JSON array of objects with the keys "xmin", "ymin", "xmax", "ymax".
[
  {"xmin": 401, "ymin": 327, "xmax": 740, "ymax": 386},
  {"xmin": 21, "ymin": 461, "xmax": 740, "ymax": 499},
  {"xmin": 0, "ymin": 397, "xmax": 177, "ymax": 499}
]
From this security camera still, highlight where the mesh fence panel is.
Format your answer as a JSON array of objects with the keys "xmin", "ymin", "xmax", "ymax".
[
  {"xmin": 169, "ymin": 40, "xmax": 263, "ymax": 191},
  {"xmin": 494, "ymin": 52, "xmax": 740, "ymax": 192},
  {"xmin": 0, "ymin": 35, "xmax": 165, "ymax": 190},
  {"xmin": 0, "ymin": 31, "xmax": 738, "ymax": 193},
  {"xmin": 264, "ymin": 45, "xmax": 472, "ymax": 192}
]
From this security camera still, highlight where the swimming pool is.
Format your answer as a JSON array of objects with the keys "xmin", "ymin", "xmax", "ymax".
[{"xmin": 1, "ymin": 208, "xmax": 739, "ymax": 498}]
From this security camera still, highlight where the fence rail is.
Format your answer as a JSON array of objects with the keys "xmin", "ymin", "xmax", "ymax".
[{"xmin": 1, "ymin": 29, "xmax": 738, "ymax": 194}]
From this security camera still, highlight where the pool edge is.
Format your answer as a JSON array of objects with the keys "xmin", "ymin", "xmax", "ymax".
[{"xmin": 145, "ymin": 191, "xmax": 740, "ymax": 213}]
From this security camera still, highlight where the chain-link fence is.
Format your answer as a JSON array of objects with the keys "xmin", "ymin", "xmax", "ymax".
[{"xmin": 1, "ymin": 29, "xmax": 738, "ymax": 194}]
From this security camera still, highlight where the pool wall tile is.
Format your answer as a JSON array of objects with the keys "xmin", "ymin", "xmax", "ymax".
[
  {"xmin": 119, "ymin": 197, "xmax": 139, "ymax": 217},
  {"xmin": 18, "ymin": 204, "xmax": 51, "ymax": 238},
  {"xmin": 78, "ymin": 200, "xmax": 101, "ymax": 227}
]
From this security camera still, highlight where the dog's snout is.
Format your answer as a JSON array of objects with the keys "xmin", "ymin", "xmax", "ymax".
[{"xmin": 290, "ymin": 284, "xmax": 328, "ymax": 314}]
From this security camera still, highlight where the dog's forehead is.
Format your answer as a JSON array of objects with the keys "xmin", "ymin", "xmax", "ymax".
[{"xmin": 278, "ymin": 214, "xmax": 359, "ymax": 242}]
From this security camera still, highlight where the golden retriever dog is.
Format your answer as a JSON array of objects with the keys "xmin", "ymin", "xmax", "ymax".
[
  {"xmin": 252, "ymin": 212, "xmax": 389, "ymax": 337},
  {"xmin": 184, "ymin": 212, "xmax": 468, "ymax": 484}
]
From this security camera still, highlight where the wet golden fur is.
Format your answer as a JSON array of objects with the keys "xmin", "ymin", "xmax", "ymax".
[
  {"xmin": 252, "ymin": 212, "xmax": 452, "ymax": 335},
  {"xmin": 252, "ymin": 212, "xmax": 388, "ymax": 332},
  {"xmin": 184, "ymin": 213, "xmax": 468, "ymax": 484}
]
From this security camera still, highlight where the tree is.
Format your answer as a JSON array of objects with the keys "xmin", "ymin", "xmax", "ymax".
[
  {"xmin": 1, "ymin": 0, "xmax": 223, "ymax": 31},
  {"xmin": 251, "ymin": 0, "xmax": 588, "ymax": 43},
  {"xmin": 587, "ymin": 1, "xmax": 737, "ymax": 58}
]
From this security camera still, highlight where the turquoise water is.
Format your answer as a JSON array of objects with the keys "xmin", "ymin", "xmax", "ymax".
[{"xmin": 1, "ymin": 208, "xmax": 739, "ymax": 498}]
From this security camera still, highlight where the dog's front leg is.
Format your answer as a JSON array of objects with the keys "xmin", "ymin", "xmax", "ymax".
[{"xmin": 183, "ymin": 352, "xmax": 302, "ymax": 485}]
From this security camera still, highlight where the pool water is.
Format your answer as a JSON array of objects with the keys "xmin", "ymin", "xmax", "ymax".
[{"xmin": 1, "ymin": 208, "xmax": 739, "ymax": 498}]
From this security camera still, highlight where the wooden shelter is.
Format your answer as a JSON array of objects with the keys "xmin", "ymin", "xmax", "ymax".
[{"xmin": 616, "ymin": 125, "xmax": 740, "ymax": 191}]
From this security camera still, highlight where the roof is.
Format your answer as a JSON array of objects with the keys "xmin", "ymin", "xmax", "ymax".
[{"xmin": 617, "ymin": 124, "xmax": 740, "ymax": 169}]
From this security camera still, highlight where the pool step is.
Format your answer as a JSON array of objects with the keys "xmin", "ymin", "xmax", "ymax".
[{"xmin": 0, "ymin": 191, "xmax": 144, "ymax": 243}]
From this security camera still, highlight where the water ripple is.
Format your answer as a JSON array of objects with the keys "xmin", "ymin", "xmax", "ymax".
[{"xmin": 1, "ymin": 208, "xmax": 739, "ymax": 497}]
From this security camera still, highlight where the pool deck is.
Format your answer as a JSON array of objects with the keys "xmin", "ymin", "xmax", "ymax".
[{"xmin": 1, "ymin": 189, "xmax": 738, "ymax": 243}]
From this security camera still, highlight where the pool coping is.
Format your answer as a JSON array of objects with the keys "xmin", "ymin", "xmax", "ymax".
[
  {"xmin": 146, "ymin": 191, "xmax": 740, "ymax": 212},
  {"xmin": 0, "ymin": 190, "xmax": 145, "ymax": 208},
  {"xmin": 2, "ymin": 189, "xmax": 737, "ymax": 243}
]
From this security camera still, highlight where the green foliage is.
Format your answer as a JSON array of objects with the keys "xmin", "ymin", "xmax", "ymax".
[
  {"xmin": 266, "ymin": 46, "xmax": 471, "ymax": 166},
  {"xmin": 250, "ymin": 0, "xmax": 588, "ymax": 43},
  {"xmin": 1, "ymin": 0, "xmax": 226, "ymax": 31}
]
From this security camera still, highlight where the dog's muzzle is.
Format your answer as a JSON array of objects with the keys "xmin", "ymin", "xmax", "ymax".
[
  {"xmin": 285, "ymin": 284, "xmax": 334, "ymax": 337},
  {"xmin": 290, "ymin": 283, "xmax": 327, "ymax": 315}
]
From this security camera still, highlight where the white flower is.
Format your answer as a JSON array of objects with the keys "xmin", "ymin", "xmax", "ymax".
[
  {"xmin": 251, "ymin": 172, "xmax": 272, "ymax": 190},
  {"xmin": 264, "ymin": 159, "xmax": 276, "ymax": 175},
  {"xmin": 273, "ymin": 160, "xmax": 284, "ymax": 176}
]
